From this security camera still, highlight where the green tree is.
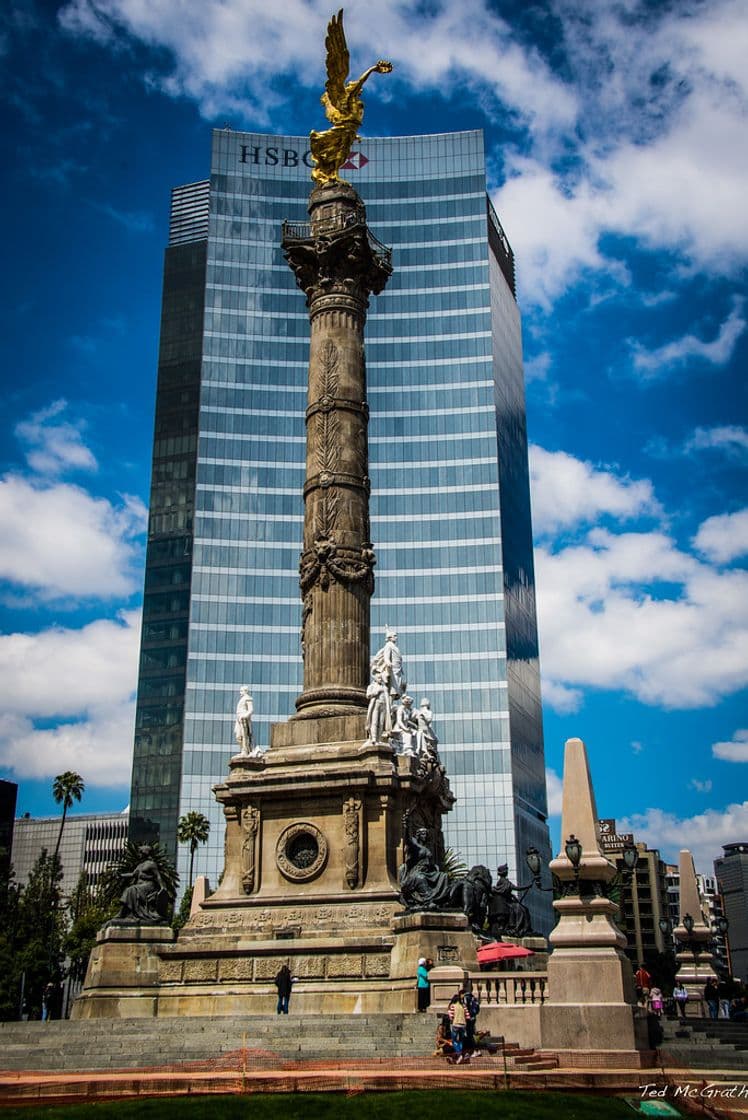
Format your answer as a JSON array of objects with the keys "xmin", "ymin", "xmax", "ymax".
[
  {"xmin": 16, "ymin": 850, "xmax": 66, "ymax": 1018},
  {"xmin": 177, "ymin": 811, "xmax": 211, "ymax": 888},
  {"xmin": 52, "ymin": 771, "xmax": 85, "ymax": 864},
  {"xmin": 64, "ymin": 873, "xmax": 118, "ymax": 985},
  {"xmin": 172, "ymin": 885, "xmax": 194, "ymax": 932},
  {"xmin": 0, "ymin": 859, "xmax": 22, "ymax": 1020}
]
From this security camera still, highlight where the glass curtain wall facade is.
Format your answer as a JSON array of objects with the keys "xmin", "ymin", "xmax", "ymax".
[{"xmin": 129, "ymin": 129, "xmax": 552, "ymax": 932}]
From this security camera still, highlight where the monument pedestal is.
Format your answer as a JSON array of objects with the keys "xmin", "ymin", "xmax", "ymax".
[
  {"xmin": 132, "ymin": 732, "xmax": 458, "ymax": 1016},
  {"xmin": 71, "ymin": 925, "xmax": 174, "ymax": 1020}
]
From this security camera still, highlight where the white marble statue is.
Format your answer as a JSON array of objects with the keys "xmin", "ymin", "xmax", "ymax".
[
  {"xmin": 365, "ymin": 669, "xmax": 391, "ymax": 744},
  {"xmin": 233, "ymin": 685, "xmax": 260, "ymax": 756},
  {"xmin": 393, "ymin": 695, "xmax": 417, "ymax": 756},
  {"xmin": 370, "ymin": 627, "xmax": 406, "ymax": 698},
  {"xmin": 416, "ymin": 697, "xmax": 438, "ymax": 756}
]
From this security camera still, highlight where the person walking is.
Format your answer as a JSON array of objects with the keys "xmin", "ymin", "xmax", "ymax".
[
  {"xmin": 673, "ymin": 983, "xmax": 689, "ymax": 1020},
  {"xmin": 416, "ymin": 957, "xmax": 431, "ymax": 1011},
  {"xmin": 274, "ymin": 964, "xmax": 293, "ymax": 1014},
  {"xmin": 703, "ymin": 978, "xmax": 719, "ymax": 1020}
]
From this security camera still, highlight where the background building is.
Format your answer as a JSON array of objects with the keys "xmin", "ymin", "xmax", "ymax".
[
  {"xmin": 599, "ymin": 819, "xmax": 669, "ymax": 966},
  {"xmin": 11, "ymin": 810, "xmax": 129, "ymax": 899},
  {"xmin": 129, "ymin": 129, "xmax": 552, "ymax": 931},
  {"xmin": 715, "ymin": 843, "xmax": 748, "ymax": 981},
  {"xmin": 0, "ymin": 779, "xmax": 18, "ymax": 879}
]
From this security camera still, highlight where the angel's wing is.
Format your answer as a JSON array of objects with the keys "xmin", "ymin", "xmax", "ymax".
[{"xmin": 324, "ymin": 9, "xmax": 350, "ymax": 112}]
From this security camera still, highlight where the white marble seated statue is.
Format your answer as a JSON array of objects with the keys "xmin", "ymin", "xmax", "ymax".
[
  {"xmin": 370, "ymin": 627, "xmax": 406, "ymax": 698},
  {"xmin": 234, "ymin": 685, "xmax": 262, "ymax": 756},
  {"xmin": 416, "ymin": 697, "xmax": 438, "ymax": 756},
  {"xmin": 366, "ymin": 669, "xmax": 391, "ymax": 744},
  {"xmin": 393, "ymin": 695, "xmax": 417, "ymax": 755}
]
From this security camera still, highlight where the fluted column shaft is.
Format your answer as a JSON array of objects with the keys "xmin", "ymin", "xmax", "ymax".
[{"xmin": 283, "ymin": 181, "xmax": 391, "ymax": 719}]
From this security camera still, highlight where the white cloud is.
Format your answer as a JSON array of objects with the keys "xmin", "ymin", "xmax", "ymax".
[
  {"xmin": 693, "ymin": 508, "xmax": 748, "ymax": 565},
  {"xmin": 532, "ymin": 450, "xmax": 748, "ymax": 710},
  {"xmin": 537, "ymin": 531, "xmax": 748, "ymax": 708},
  {"xmin": 617, "ymin": 801, "xmax": 748, "ymax": 876},
  {"xmin": 529, "ymin": 445, "xmax": 660, "ymax": 537},
  {"xmin": 497, "ymin": 0, "xmax": 748, "ymax": 304},
  {"xmin": 15, "ymin": 399, "xmax": 98, "ymax": 475},
  {"xmin": 0, "ymin": 474, "xmax": 146, "ymax": 600},
  {"xmin": 689, "ymin": 778, "xmax": 713, "ymax": 794},
  {"xmin": 541, "ymin": 679, "xmax": 582, "ymax": 714},
  {"xmin": 712, "ymin": 729, "xmax": 748, "ymax": 764},
  {"xmin": 630, "ymin": 301, "xmax": 746, "ymax": 378},
  {"xmin": 545, "ymin": 768, "xmax": 563, "ymax": 817},
  {"xmin": 0, "ymin": 704, "xmax": 135, "ymax": 786},
  {"xmin": 0, "ymin": 610, "xmax": 140, "ymax": 786},
  {"xmin": 56, "ymin": 1, "xmax": 748, "ymax": 305},
  {"xmin": 58, "ymin": 0, "xmax": 576, "ymax": 132},
  {"xmin": 492, "ymin": 158, "xmax": 613, "ymax": 311},
  {"xmin": 685, "ymin": 426, "xmax": 748, "ymax": 459}
]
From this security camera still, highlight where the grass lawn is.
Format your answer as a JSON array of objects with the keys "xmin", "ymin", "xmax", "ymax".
[{"xmin": 0, "ymin": 1091, "xmax": 648, "ymax": 1120}]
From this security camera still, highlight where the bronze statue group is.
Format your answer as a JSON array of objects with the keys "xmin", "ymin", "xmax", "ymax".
[{"xmin": 399, "ymin": 828, "xmax": 533, "ymax": 940}]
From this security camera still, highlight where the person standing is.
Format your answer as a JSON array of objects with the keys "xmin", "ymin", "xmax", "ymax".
[
  {"xmin": 274, "ymin": 963, "xmax": 293, "ymax": 1014},
  {"xmin": 448, "ymin": 989, "xmax": 470, "ymax": 1063},
  {"xmin": 416, "ymin": 957, "xmax": 431, "ymax": 1012},
  {"xmin": 703, "ymin": 978, "xmax": 719, "ymax": 1020},
  {"xmin": 634, "ymin": 964, "xmax": 652, "ymax": 1003},
  {"xmin": 41, "ymin": 982, "xmax": 55, "ymax": 1023},
  {"xmin": 718, "ymin": 976, "xmax": 733, "ymax": 1019},
  {"xmin": 465, "ymin": 987, "xmax": 480, "ymax": 1054},
  {"xmin": 673, "ymin": 982, "xmax": 689, "ymax": 1020}
]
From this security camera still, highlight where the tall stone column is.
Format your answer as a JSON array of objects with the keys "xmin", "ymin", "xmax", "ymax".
[{"xmin": 283, "ymin": 182, "xmax": 392, "ymax": 720}]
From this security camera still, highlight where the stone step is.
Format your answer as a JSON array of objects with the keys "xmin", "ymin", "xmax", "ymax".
[
  {"xmin": 660, "ymin": 1046, "xmax": 748, "ymax": 1071},
  {"xmin": 0, "ymin": 1013, "xmax": 441, "ymax": 1072}
]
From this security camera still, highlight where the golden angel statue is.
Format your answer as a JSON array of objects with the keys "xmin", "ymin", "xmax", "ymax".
[{"xmin": 310, "ymin": 9, "xmax": 392, "ymax": 185}]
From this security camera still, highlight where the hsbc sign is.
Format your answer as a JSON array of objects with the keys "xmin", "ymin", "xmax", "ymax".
[
  {"xmin": 240, "ymin": 144, "xmax": 368, "ymax": 171},
  {"xmin": 341, "ymin": 152, "xmax": 369, "ymax": 170}
]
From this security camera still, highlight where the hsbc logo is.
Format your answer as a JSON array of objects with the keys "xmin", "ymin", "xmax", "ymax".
[
  {"xmin": 341, "ymin": 151, "xmax": 369, "ymax": 170},
  {"xmin": 240, "ymin": 144, "xmax": 368, "ymax": 172}
]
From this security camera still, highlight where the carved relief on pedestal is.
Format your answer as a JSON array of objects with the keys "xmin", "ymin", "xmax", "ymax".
[
  {"xmin": 240, "ymin": 804, "xmax": 261, "ymax": 895},
  {"xmin": 343, "ymin": 794, "xmax": 363, "ymax": 889},
  {"xmin": 276, "ymin": 822, "xmax": 329, "ymax": 882}
]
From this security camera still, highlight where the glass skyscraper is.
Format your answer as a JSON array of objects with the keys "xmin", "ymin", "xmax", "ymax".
[{"xmin": 130, "ymin": 128, "xmax": 552, "ymax": 932}]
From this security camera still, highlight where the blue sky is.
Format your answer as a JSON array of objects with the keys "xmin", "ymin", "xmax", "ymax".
[{"xmin": 1, "ymin": 0, "xmax": 746, "ymax": 875}]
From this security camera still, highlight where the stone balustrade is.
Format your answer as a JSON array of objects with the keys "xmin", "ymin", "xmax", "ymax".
[{"xmin": 468, "ymin": 972, "xmax": 549, "ymax": 1007}]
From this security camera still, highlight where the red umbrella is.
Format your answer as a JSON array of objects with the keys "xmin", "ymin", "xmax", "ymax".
[{"xmin": 477, "ymin": 942, "xmax": 535, "ymax": 964}]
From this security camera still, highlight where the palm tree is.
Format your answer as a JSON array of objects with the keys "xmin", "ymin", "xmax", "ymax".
[
  {"xmin": 177, "ymin": 811, "xmax": 210, "ymax": 887},
  {"xmin": 52, "ymin": 771, "xmax": 85, "ymax": 864}
]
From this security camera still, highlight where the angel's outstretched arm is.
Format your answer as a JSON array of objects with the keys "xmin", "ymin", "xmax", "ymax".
[{"xmin": 349, "ymin": 60, "xmax": 393, "ymax": 97}]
